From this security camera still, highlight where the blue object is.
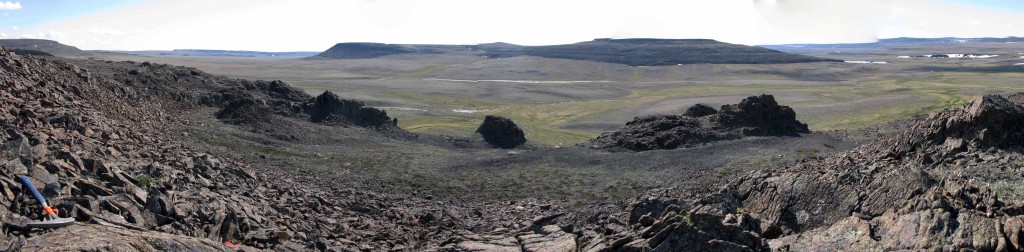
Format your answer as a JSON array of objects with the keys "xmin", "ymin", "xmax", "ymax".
[
  {"xmin": 16, "ymin": 175, "xmax": 48, "ymax": 208},
  {"xmin": 16, "ymin": 175, "xmax": 74, "ymax": 228}
]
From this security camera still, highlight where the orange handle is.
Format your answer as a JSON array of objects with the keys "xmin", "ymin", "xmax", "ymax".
[{"xmin": 44, "ymin": 206, "xmax": 58, "ymax": 216}]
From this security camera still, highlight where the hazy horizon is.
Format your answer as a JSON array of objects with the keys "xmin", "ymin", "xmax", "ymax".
[{"xmin": 2, "ymin": 0, "xmax": 1023, "ymax": 51}]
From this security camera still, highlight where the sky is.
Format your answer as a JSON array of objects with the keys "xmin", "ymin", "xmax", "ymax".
[{"xmin": 0, "ymin": 0, "xmax": 1022, "ymax": 51}]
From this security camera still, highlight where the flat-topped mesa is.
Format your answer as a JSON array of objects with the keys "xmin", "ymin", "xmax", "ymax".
[
  {"xmin": 313, "ymin": 39, "xmax": 841, "ymax": 65},
  {"xmin": 313, "ymin": 43, "xmax": 418, "ymax": 59},
  {"xmin": 589, "ymin": 94, "xmax": 808, "ymax": 151},
  {"xmin": 305, "ymin": 90, "xmax": 397, "ymax": 128}
]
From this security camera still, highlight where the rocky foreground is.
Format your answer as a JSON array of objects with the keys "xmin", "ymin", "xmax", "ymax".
[
  {"xmin": 4, "ymin": 46, "xmax": 1024, "ymax": 251},
  {"xmin": 436, "ymin": 95, "xmax": 1024, "ymax": 251},
  {"xmin": 0, "ymin": 48, "xmax": 506, "ymax": 250}
]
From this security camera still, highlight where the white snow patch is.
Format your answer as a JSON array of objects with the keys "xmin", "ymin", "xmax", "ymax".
[
  {"xmin": 902, "ymin": 54, "xmax": 1000, "ymax": 59},
  {"xmin": 845, "ymin": 61, "xmax": 889, "ymax": 64},
  {"xmin": 453, "ymin": 109, "xmax": 483, "ymax": 113},
  {"xmin": 968, "ymin": 55, "xmax": 999, "ymax": 59},
  {"xmin": 425, "ymin": 78, "xmax": 611, "ymax": 84},
  {"xmin": 379, "ymin": 107, "xmax": 427, "ymax": 112},
  {"xmin": 1014, "ymin": 63, "xmax": 1024, "ymax": 66}
]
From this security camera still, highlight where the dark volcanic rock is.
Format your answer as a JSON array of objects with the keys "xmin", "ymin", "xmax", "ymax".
[
  {"xmin": 214, "ymin": 93, "xmax": 274, "ymax": 125},
  {"xmin": 590, "ymin": 94, "xmax": 809, "ymax": 151},
  {"xmin": 475, "ymin": 115, "xmax": 526, "ymax": 148},
  {"xmin": 205, "ymin": 81, "xmax": 401, "ymax": 137},
  {"xmin": 305, "ymin": 91, "xmax": 397, "ymax": 127},
  {"xmin": 569, "ymin": 93, "xmax": 1024, "ymax": 252},
  {"xmin": 872, "ymin": 94, "xmax": 1024, "ymax": 160},
  {"xmin": 19, "ymin": 225, "xmax": 231, "ymax": 251},
  {"xmin": 719, "ymin": 94, "xmax": 809, "ymax": 136},
  {"xmin": 9, "ymin": 49, "xmax": 53, "ymax": 57},
  {"xmin": 684, "ymin": 103, "xmax": 717, "ymax": 117},
  {"xmin": 669, "ymin": 93, "xmax": 1024, "ymax": 250},
  {"xmin": 0, "ymin": 47, "xmax": 449, "ymax": 250}
]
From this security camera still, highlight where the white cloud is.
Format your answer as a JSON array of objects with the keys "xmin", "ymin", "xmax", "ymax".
[
  {"xmin": 86, "ymin": 27, "xmax": 132, "ymax": 36},
  {"xmin": 753, "ymin": 0, "xmax": 897, "ymax": 44},
  {"xmin": 878, "ymin": 0, "xmax": 1024, "ymax": 40},
  {"xmin": 19, "ymin": 30, "xmax": 65, "ymax": 40},
  {"xmin": 0, "ymin": 32, "xmax": 7, "ymax": 39},
  {"xmin": 11, "ymin": 26, "xmax": 17, "ymax": 30},
  {"xmin": 0, "ymin": 1, "xmax": 21, "ymax": 10},
  {"xmin": 19, "ymin": 0, "xmax": 1024, "ymax": 51}
]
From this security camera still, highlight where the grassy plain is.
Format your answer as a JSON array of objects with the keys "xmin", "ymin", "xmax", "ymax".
[{"xmin": 94, "ymin": 42, "xmax": 1024, "ymax": 146}]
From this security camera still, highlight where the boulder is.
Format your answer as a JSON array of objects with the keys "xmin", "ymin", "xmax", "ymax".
[
  {"xmin": 2, "ymin": 159, "xmax": 27, "ymax": 175},
  {"xmin": 0, "ymin": 132, "xmax": 33, "ymax": 166},
  {"xmin": 475, "ymin": 115, "xmax": 527, "ymax": 149}
]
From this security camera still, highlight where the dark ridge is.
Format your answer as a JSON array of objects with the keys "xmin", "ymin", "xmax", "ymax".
[
  {"xmin": 312, "ymin": 43, "xmax": 418, "ymax": 59},
  {"xmin": 0, "ymin": 39, "xmax": 89, "ymax": 57},
  {"xmin": 312, "ymin": 39, "xmax": 840, "ymax": 65},
  {"xmin": 473, "ymin": 38, "xmax": 841, "ymax": 66},
  {"xmin": 9, "ymin": 49, "xmax": 53, "ymax": 56}
]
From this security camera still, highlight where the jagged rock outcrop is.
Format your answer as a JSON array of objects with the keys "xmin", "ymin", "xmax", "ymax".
[
  {"xmin": 590, "ymin": 94, "xmax": 809, "ymax": 151},
  {"xmin": 666, "ymin": 93, "xmax": 1024, "ymax": 250},
  {"xmin": 305, "ymin": 90, "xmax": 397, "ymax": 127},
  {"xmin": 719, "ymin": 94, "xmax": 808, "ymax": 136},
  {"xmin": 871, "ymin": 95, "xmax": 1024, "ymax": 162},
  {"xmin": 557, "ymin": 93, "xmax": 1024, "ymax": 251},
  {"xmin": 207, "ymin": 83, "xmax": 397, "ymax": 130},
  {"xmin": 214, "ymin": 91, "xmax": 275, "ymax": 125},
  {"xmin": 475, "ymin": 115, "xmax": 527, "ymax": 149},
  {"xmin": 685, "ymin": 103, "xmax": 717, "ymax": 117}
]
